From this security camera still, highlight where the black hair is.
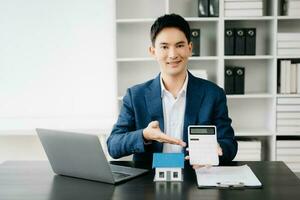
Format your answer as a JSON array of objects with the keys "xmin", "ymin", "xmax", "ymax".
[{"xmin": 150, "ymin": 13, "xmax": 191, "ymax": 46}]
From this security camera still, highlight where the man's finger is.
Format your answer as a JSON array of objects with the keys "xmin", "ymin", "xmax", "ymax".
[
  {"xmin": 160, "ymin": 134, "xmax": 186, "ymax": 147},
  {"xmin": 185, "ymin": 156, "xmax": 190, "ymax": 160},
  {"xmin": 149, "ymin": 121, "xmax": 159, "ymax": 128}
]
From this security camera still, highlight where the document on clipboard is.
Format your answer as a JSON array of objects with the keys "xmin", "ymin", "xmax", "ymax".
[{"xmin": 195, "ymin": 165, "xmax": 262, "ymax": 189}]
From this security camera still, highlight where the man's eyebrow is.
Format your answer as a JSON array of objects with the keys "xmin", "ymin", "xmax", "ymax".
[
  {"xmin": 159, "ymin": 42, "xmax": 169, "ymax": 45},
  {"xmin": 176, "ymin": 41, "xmax": 185, "ymax": 45},
  {"xmin": 159, "ymin": 41, "xmax": 186, "ymax": 45}
]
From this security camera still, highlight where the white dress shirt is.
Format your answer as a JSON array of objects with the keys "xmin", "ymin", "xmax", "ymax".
[{"xmin": 160, "ymin": 73, "xmax": 188, "ymax": 153}]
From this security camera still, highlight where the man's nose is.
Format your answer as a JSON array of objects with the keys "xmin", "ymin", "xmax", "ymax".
[{"xmin": 168, "ymin": 47, "xmax": 178, "ymax": 59}]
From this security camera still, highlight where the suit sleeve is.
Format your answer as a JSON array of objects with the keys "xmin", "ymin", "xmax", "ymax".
[
  {"xmin": 214, "ymin": 88, "xmax": 238, "ymax": 164},
  {"xmin": 106, "ymin": 89, "xmax": 146, "ymax": 159}
]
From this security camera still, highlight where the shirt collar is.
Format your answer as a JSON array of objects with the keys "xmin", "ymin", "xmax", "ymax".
[{"xmin": 160, "ymin": 71, "xmax": 189, "ymax": 98}]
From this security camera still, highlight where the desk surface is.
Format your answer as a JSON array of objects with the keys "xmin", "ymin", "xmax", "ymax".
[{"xmin": 0, "ymin": 161, "xmax": 300, "ymax": 200}]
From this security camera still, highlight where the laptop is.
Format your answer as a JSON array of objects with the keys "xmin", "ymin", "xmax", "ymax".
[{"xmin": 36, "ymin": 128, "xmax": 148, "ymax": 184}]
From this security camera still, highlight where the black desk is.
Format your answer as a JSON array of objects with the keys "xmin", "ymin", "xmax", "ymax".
[{"xmin": 0, "ymin": 161, "xmax": 300, "ymax": 200}]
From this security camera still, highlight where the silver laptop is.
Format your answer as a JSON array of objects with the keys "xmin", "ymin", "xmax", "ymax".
[{"xmin": 36, "ymin": 128, "xmax": 148, "ymax": 184}]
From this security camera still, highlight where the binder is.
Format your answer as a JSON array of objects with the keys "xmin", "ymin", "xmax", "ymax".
[
  {"xmin": 198, "ymin": 0, "xmax": 209, "ymax": 17},
  {"xmin": 195, "ymin": 165, "xmax": 262, "ymax": 189},
  {"xmin": 234, "ymin": 67, "xmax": 245, "ymax": 94},
  {"xmin": 225, "ymin": 66, "xmax": 235, "ymax": 94},
  {"xmin": 245, "ymin": 28, "xmax": 256, "ymax": 55},
  {"xmin": 225, "ymin": 28, "xmax": 235, "ymax": 55},
  {"xmin": 235, "ymin": 29, "xmax": 246, "ymax": 55},
  {"xmin": 191, "ymin": 29, "xmax": 200, "ymax": 56},
  {"xmin": 209, "ymin": 0, "xmax": 219, "ymax": 17}
]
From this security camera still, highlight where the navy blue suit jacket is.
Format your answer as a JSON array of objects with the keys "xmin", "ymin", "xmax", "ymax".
[{"xmin": 107, "ymin": 72, "xmax": 237, "ymax": 164}]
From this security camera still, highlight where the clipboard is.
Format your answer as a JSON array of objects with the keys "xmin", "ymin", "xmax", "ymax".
[{"xmin": 195, "ymin": 165, "xmax": 262, "ymax": 189}]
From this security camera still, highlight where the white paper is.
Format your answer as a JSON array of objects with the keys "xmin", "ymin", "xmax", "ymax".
[{"xmin": 195, "ymin": 165, "xmax": 262, "ymax": 187}]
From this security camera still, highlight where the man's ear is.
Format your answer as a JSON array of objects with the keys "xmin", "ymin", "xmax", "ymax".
[
  {"xmin": 149, "ymin": 46, "xmax": 155, "ymax": 57},
  {"xmin": 188, "ymin": 42, "xmax": 193, "ymax": 56}
]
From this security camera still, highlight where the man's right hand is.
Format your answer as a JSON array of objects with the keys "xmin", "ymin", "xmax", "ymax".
[{"xmin": 142, "ymin": 121, "xmax": 186, "ymax": 147}]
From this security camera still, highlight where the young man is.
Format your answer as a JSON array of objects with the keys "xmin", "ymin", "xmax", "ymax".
[{"xmin": 107, "ymin": 14, "xmax": 237, "ymax": 165}]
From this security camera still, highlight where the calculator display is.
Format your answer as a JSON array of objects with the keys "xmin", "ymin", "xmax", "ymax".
[{"xmin": 190, "ymin": 127, "xmax": 215, "ymax": 135}]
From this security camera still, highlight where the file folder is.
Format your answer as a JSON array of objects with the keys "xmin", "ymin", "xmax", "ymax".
[
  {"xmin": 235, "ymin": 29, "xmax": 246, "ymax": 55},
  {"xmin": 191, "ymin": 29, "xmax": 200, "ymax": 56},
  {"xmin": 225, "ymin": 66, "xmax": 235, "ymax": 94},
  {"xmin": 234, "ymin": 67, "xmax": 245, "ymax": 94},
  {"xmin": 225, "ymin": 28, "xmax": 235, "ymax": 55},
  {"xmin": 195, "ymin": 165, "xmax": 262, "ymax": 189},
  {"xmin": 245, "ymin": 28, "xmax": 256, "ymax": 55},
  {"xmin": 209, "ymin": 0, "xmax": 219, "ymax": 17},
  {"xmin": 198, "ymin": 0, "xmax": 209, "ymax": 17}
]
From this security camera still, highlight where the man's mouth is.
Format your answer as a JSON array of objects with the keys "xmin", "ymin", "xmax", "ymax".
[{"xmin": 167, "ymin": 60, "xmax": 181, "ymax": 66}]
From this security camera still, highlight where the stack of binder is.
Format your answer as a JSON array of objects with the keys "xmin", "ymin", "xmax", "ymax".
[
  {"xmin": 277, "ymin": 33, "xmax": 300, "ymax": 56},
  {"xmin": 224, "ymin": 0, "xmax": 263, "ymax": 17},
  {"xmin": 278, "ymin": 60, "xmax": 300, "ymax": 94},
  {"xmin": 277, "ymin": 140, "xmax": 300, "ymax": 172},
  {"xmin": 277, "ymin": 97, "xmax": 300, "ymax": 133},
  {"xmin": 225, "ymin": 66, "xmax": 245, "ymax": 94},
  {"xmin": 234, "ymin": 140, "xmax": 262, "ymax": 161},
  {"xmin": 225, "ymin": 28, "xmax": 256, "ymax": 55},
  {"xmin": 198, "ymin": 0, "xmax": 219, "ymax": 17},
  {"xmin": 281, "ymin": 0, "xmax": 300, "ymax": 16}
]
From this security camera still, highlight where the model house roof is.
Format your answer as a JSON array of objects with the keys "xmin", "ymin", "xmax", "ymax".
[{"xmin": 152, "ymin": 153, "xmax": 184, "ymax": 168}]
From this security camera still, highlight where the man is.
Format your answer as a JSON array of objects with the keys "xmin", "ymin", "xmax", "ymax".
[{"xmin": 107, "ymin": 14, "xmax": 237, "ymax": 166}]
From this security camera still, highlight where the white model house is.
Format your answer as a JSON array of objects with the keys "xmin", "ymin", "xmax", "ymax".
[{"xmin": 152, "ymin": 153, "xmax": 184, "ymax": 182}]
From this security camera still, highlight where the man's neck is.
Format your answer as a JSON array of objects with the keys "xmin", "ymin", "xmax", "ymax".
[{"xmin": 161, "ymin": 71, "xmax": 187, "ymax": 98}]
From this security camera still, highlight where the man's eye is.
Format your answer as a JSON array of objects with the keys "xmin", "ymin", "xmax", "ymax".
[
  {"xmin": 177, "ymin": 44, "xmax": 184, "ymax": 48},
  {"xmin": 161, "ymin": 46, "xmax": 168, "ymax": 49}
]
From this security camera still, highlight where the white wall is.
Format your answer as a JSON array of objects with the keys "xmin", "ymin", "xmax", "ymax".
[
  {"xmin": 0, "ymin": 0, "xmax": 117, "ymax": 162},
  {"xmin": 0, "ymin": 0, "xmax": 116, "ymax": 131}
]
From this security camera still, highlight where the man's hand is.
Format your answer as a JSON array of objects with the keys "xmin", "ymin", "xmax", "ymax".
[
  {"xmin": 185, "ymin": 144, "xmax": 223, "ymax": 169},
  {"xmin": 143, "ymin": 121, "xmax": 186, "ymax": 147}
]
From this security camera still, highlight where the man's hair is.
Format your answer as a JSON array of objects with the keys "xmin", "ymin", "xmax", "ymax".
[{"xmin": 150, "ymin": 13, "xmax": 191, "ymax": 46}]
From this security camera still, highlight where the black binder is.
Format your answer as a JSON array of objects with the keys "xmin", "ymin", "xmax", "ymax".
[
  {"xmin": 235, "ymin": 29, "xmax": 246, "ymax": 55},
  {"xmin": 234, "ymin": 67, "xmax": 245, "ymax": 94},
  {"xmin": 225, "ymin": 66, "xmax": 235, "ymax": 94},
  {"xmin": 209, "ymin": 0, "xmax": 219, "ymax": 17},
  {"xmin": 225, "ymin": 28, "xmax": 235, "ymax": 55},
  {"xmin": 191, "ymin": 29, "xmax": 200, "ymax": 56},
  {"xmin": 245, "ymin": 28, "xmax": 256, "ymax": 55},
  {"xmin": 198, "ymin": 0, "xmax": 209, "ymax": 17}
]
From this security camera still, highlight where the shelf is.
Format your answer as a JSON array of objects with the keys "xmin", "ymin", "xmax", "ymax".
[
  {"xmin": 224, "ymin": 55, "xmax": 274, "ymax": 60},
  {"xmin": 235, "ymin": 129, "xmax": 274, "ymax": 136},
  {"xmin": 224, "ymin": 16, "xmax": 274, "ymax": 21},
  {"xmin": 277, "ymin": 16, "xmax": 300, "ymax": 20},
  {"xmin": 277, "ymin": 55, "xmax": 300, "ymax": 59},
  {"xmin": 227, "ymin": 94, "xmax": 274, "ymax": 99},
  {"xmin": 276, "ymin": 132, "xmax": 300, "ymax": 136},
  {"xmin": 276, "ymin": 94, "xmax": 300, "ymax": 98}
]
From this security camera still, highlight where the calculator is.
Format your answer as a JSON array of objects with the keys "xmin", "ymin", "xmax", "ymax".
[{"xmin": 188, "ymin": 125, "xmax": 219, "ymax": 165}]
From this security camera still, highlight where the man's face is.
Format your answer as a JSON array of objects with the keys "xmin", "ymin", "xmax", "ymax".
[{"xmin": 149, "ymin": 27, "xmax": 192, "ymax": 77}]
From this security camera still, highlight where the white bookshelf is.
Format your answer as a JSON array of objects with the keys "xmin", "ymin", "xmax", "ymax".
[{"xmin": 116, "ymin": 0, "xmax": 300, "ymax": 166}]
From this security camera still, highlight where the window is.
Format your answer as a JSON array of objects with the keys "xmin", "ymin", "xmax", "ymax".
[
  {"xmin": 173, "ymin": 171, "xmax": 178, "ymax": 178},
  {"xmin": 159, "ymin": 171, "xmax": 165, "ymax": 178}
]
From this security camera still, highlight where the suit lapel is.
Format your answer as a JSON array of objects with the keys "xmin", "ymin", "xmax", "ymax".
[
  {"xmin": 145, "ymin": 74, "xmax": 164, "ymax": 152},
  {"xmin": 183, "ymin": 72, "xmax": 205, "ymax": 146}
]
